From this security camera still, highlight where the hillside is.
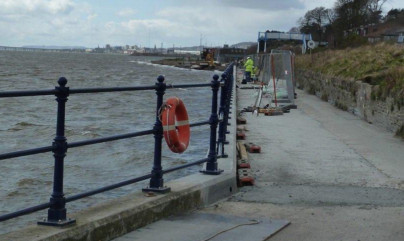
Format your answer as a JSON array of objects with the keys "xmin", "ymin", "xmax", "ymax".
[
  {"xmin": 296, "ymin": 42, "xmax": 404, "ymax": 138},
  {"xmin": 296, "ymin": 43, "xmax": 404, "ymax": 98},
  {"xmin": 231, "ymin": 42, "xmax": 256, "ymax": 49},
  {"xmin": 22, "ymin": 45, "xmax": 87, "ymax": 49}
]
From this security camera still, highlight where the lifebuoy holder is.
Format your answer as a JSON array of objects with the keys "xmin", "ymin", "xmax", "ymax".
[{"xmin": 160, "ymin": 97, "xmax": 190, "ymax": 153}]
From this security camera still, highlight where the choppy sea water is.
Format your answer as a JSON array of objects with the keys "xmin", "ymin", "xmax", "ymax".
[{"xmin": 0, "ymin": 51, "xmax": 219, "ymax": 234}]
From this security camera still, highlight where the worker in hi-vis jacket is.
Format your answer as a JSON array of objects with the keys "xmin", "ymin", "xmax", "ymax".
[{"xmin": 244, "ymin": 56, "xmax": 254, "ymax": 82}]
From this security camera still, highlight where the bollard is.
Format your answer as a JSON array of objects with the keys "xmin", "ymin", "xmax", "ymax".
[
  {"xmin": 143, "ymin": 75, "xmax": 170, "ymax": 193},
  {"xmin": 201, "ymin": 75, "xmax": 223, "ymax": 175},
  {"xmin": 38, "ymin": 77, "xmax": 75, "ymax": 226}
]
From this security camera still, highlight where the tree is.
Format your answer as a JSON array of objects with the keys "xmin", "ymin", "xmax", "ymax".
[
  {"xmin": 334, "ymin": 0, "xmax": 386, "ymax": 28},
  {"xmin": 385, "ymin": 8, "xmax": 404, "ymax": 23},
  {"xmin": 331, "ymin": 0, "xmax": 386, "ymax": 46},
  {"xmin": 366, "ymin": 0, "xmax": 387, "ymax": 24},
  {"xmin": 299, "ymin": 7, "xmax": 333, "ymax": 41},
  {"xmin": 288, "ymin": 27, "xmax": 300, "ymax": 34}
]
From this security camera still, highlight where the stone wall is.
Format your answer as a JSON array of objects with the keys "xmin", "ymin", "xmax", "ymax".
[{"xmin": 296, "ymin": 69, "xmax": 404, "ymax": 134}]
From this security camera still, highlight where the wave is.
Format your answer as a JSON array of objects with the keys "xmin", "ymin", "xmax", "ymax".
[{"xmin": 7, "ymin": 121, "xmax": 44, "ymax": 131}]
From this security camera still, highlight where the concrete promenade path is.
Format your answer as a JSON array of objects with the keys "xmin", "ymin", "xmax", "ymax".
[
  {"xmin": 114, "ymin": 81, "xmax": 404, "ymax": 240},
  {"xmin": 202, "ymin": 87, "xmax": 404, "ymax": 241}
]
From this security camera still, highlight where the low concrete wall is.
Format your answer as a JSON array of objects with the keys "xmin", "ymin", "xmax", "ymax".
[
  {"xmin": 296, "ymin": 69, "xmax": 404, "ymax": 134},
  {"xmin": 0, "ymin": 67, "xmax": 238, "ymax": 241}
]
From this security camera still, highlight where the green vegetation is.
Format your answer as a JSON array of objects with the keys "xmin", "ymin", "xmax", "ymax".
[
  {"xmin": 321, "ymin": 93, "xmax": 329, "ymax": 102},
  {"xmin": 297, "ymin": 42, "xmax": 404, "ymax": 139},
  {"xmin": 296, "ymin": 42, "xmax": 404, "ymax": 100},
  {"xmin": 339, "ymin": 34, "xmax": 368, "ymax": 48},
  {"xmin": 335, "ymin": 100, "xmax": 348, "ymax": 111},
  {"xmin": 396, "ymin": 125, "xmax": 404, "ymax": 139}
]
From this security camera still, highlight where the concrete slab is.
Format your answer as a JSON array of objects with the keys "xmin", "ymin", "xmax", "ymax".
[
  {"xmin": 236, "ymin": 88, "xmax": 403, "ymax": 190},
  {"xmin": 113, "ymin": 213, "xmax": 290, "ymax": 241},
  {"xmin": 297, "ymin": 90, "xmax": 404, "ymax": 184},
  {"xmin": 232, "ymin": 184, "xmax": 404, "ymax": 206},
  {"xmin": 207, "ymin": 72, "xmax": 404, "ymax": 240},
  {"xmin": 203, "ymin": 201, "xmax": 404, "ymax": 241}
]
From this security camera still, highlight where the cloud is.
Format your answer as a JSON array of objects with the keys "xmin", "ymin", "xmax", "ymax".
[
  {"xmin": 298, "ymin": 0, "xmax": 335, "ymax": 10},
  {"xmin": 0, "ymin": 0, "xmax": 75, "ymax": 17},
  {"xmin": 0, "ymin": 0, "xmax": 349, "ymax": 47},
  {"xmin": 0, "ymin": 0, "xmax": 98, "ymax": 46},
  {"xmin": 87, "ymin": 13, "xmax": 98, "ymax": 20},
  {"xmin": 117, "ymin": 8, "xmax": 136, "ymax": 17},
  {"xmin": 168, "ymin": 0, "xmax": 304, "ymax": 10},
  {"xmin": 99, "ymin": 5, "xmax": 306, "ymax": 47},
  {"xmin": 219, "ymin": 0, "xmax": 305, "ymax": 10}
]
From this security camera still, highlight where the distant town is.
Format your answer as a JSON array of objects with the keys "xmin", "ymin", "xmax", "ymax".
[{"xmin": 0, "ymin": 42, "xmax": 256, "ymax": 56}]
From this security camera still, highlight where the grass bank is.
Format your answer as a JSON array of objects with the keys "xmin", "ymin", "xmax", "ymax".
[
  {"xmin": 296, "ymin": 43, "xmax": 404, "ymax": 138},
  {"xmin": 296, "ymin": 43, "xmax": 404, "ymax": 98}
]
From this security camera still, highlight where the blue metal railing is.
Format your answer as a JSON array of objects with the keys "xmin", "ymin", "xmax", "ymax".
[{"xmin": 0, "ymin": 63, "xmax": 234, "ymax": 226}]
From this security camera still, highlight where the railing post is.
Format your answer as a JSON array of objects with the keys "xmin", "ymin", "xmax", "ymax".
[
  {"xmin": 223, "ymin": 70, "xmax": 232, "ymax": 139},
  {"xmin": 201, "ymin": 74, "xmax": 223, "ymax": 175},
  {"xmin": 38, "ymin": 77, "xmax": 75, "ymax": 226},
  {"xmin": 227, "ymin": 71, "xmax": 233, "ymax": 117},
  {"xmin": 217, "ymin": 73, "xmax": 228, "ymax": 158},
  {"xmin": 143, "ymin": 75, "xmax": 170, "ymax": 193}
]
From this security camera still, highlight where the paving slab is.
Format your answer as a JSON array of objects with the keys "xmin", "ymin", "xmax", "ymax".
[
  {"xmin": 217, "ymin": 82, "xmax": 404, "ymax": 241},
  {"xmin": 237, "ymin": 88, "xmax": 403, "ymax": 190},
  {"xmin": 203, "ymin": 201, "xmax": 404, "ymax": 241},
  {"xmin": 113, "ymin": 213, "xmax": 289, "ymax": 241}
]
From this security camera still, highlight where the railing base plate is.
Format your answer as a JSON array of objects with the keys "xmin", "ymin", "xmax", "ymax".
[
  {"xmin": 142, "ymin": 186, "xmax": 171, "ymax": 194},
  {"xmin": 38, "ymin": 218, "xmax": 76, "ymax": 227},
  {"xmin": 200, "ymin": 169, "xmax": 224, "ymax": 175}
]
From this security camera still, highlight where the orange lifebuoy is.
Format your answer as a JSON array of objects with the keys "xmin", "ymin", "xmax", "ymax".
[{"xmin": 161, "ymin": 97, "xmax": 190, "ymax": 153}]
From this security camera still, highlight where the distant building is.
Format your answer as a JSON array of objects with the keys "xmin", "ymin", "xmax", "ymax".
[
  {"xmin": 345, "ymin": 23, "xmax": 404, "ymax": 43},
  {"xmin": 174, "ymin": 50, "xmax": 200, "ymax": 55},
  {"xmin": 202, "ymin": 45, "xmax": 245, "ymax": 63},
  {"xmin": 113, "ymin": 46, "xmax": 123, "ymax": 51},
  {"xmin": 215, "ymin": 45, "xmax": 245, "ymax": 63},
  {"xmin": 92, "ymin": 47, "xmax": 105, "ymax": 53}
]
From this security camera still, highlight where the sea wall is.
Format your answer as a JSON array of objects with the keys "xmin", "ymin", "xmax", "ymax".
[{"xmin": 296, "ymin": 69, "xmax": 404, "ymax": 134}]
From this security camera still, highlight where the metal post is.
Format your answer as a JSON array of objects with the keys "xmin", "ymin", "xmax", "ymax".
[
  {"xmin": 143, "ymin": 75, "xmax": 170, "ymax": 193},
  {"xmin": 223, "ymin": 69, "xmax": 232, "ymax": 138},
  {"xmin": 217, "ymin": 73, "xmax": 228, "ymax": 157},
  {"xmin": 271, "ymin": 54, "xmax": 278, "ymax": 107},
  {"xmin": 222, "ymin": 71, "xmax": 231, "ymax": 142},
  {"xmin": 38, "ymin": 77, "xmax": 75, "ymax": 226},
  {"xmin": 227, "ymin": 68, "xmax": 233, "ymax": 113},
  {"xmin": 201, "ymin": 74, "xmax": 222, "ymax": 175},
  {"xmin": 226, "ymin": 67, "xmax": 234, "ymax": 130}
]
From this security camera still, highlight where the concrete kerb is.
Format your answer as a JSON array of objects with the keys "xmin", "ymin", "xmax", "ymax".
[{"xmin": 0, "ymin": 67, "xmax": 238, "ymax": 241}]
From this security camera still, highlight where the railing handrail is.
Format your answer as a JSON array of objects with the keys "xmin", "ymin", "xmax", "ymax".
[
  {"xmin": 0, "ymin": 120, "xmax": 211, "ymax": 161},
  {"xmin": 0, "ymin": 83, "xmax": 213, "ymax": 98},
  {"xmin": 0, "ymin": 63, "xmax": 235, "ymax": 226}
]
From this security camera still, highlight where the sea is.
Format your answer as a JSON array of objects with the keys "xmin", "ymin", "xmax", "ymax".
[{"xmin": 0, "ymin": 51, "xmax": 218, "ymax": 234}]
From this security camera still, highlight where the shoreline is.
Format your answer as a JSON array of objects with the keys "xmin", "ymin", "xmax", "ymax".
[{"xmin": 150, "ymin": 58, "xmax": 228, "ymax": 71}]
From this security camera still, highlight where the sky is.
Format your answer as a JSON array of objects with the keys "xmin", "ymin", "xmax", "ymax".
[{"xmin": 0, "ymin": 0, "xmax": 403, "ymax": 48}]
